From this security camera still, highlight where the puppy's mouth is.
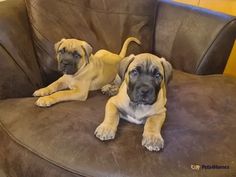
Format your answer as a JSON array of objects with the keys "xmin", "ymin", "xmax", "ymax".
[
  {"xmin": 62, "ymin": 70, "xmax": 77, "ymax": 75},
  {"xmin": 58, "ymin": 66, "xmax": 78, "ymax": 75},
  {"xmin": 57, "ymin": 50, "xmax": 81, "ymax": 75},
  {"xmin": 130, "ymin": 96, "xmax": 156, "ymax": 105},
  {"xmin": 127, "ymin": 84, "xmax": 160, "ymax": 105},
  {"xmin": 58, "ymin": 61, "xmax": 78, "ymax": 75},
  {"xmin": 128, "ymin": 91, "xmax": 157, "ymax": 105}
]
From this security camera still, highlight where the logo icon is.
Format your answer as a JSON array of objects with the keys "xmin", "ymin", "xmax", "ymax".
[{"xmin": 191, "ymin": 164, "xmax": 201, "ymax": 170}]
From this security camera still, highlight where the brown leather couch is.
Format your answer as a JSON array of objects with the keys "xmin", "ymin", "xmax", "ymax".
[{"xmin": 0, "ymin": 0, "xmax": 236, "ymax": 176}]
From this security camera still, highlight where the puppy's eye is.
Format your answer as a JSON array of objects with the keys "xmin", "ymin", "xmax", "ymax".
[
  {"xmin": 154, "ymin": 73, "xmax": 161, "ymax": 79},
  {"xmin": 59, "ymin": 47, "xmax": 65, "ymax": 54},
  {"xmin": 130, "ymin": 69, "xmax": 139, "ymax": 77},
  {"xmin": 73, "ymin": 51, "xmax": 81, "ymax": 58}
]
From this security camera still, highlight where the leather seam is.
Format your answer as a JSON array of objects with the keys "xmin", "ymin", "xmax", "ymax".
[
  {"xmin": 174, "ymin": 69, "xmax": 236, "ymax": 79},
  {"xmin": 31, "ymin": 25, "xmax": 54, "ymax": 58},
  {"xmin": 195, "ymin": 19, "xmax": 236, "ymax": 73},
  {"xmin": 24, "ymin": 0, "xmax": 44, "ymax": 84},
  {"xmin": 0, "ymin": 121, "xmax": 92, "ymax": 177},
  {"xmin": 0, "ymin": 43, "xmax": 34, "ymax": 88}
]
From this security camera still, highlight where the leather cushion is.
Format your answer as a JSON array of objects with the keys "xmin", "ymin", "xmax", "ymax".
[{"xmin": 0, "ymin": 70, "xmax": 236, "ymax": 177}]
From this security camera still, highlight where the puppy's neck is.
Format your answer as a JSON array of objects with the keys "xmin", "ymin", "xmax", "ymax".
[{"xmin": 128, "ymin": 101, "xmax": 151, "ymax": 110}]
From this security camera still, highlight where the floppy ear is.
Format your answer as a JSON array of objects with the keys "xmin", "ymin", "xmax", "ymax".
[
  {"xmin": 54, "ymin": 38, "xmax": 65, "ymax": 53},
  {"xmin": 160, "ymin": 57, "xmax": 173, "ymax": 84},
  {"xmin": 118, "ymin": 54, "xmax": 135, "ymax": 80},
  {"xmin": 81, "ymin": 42, "xmax": 93, "ymax": 64}
]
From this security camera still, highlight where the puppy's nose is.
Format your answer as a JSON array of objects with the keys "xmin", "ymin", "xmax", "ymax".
[{"xmin": 139, "ymin": 85, "xmax": 150, "ymax": 95}]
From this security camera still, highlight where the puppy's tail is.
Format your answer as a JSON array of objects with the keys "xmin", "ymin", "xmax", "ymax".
[{"xmin": 119, "ymin": 37, "xmax": 141, "ymax": 58}]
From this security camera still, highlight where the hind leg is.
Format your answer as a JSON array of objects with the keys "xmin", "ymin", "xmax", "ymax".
[{"xmin": 101, "ymin": 75, "xmax": 121, "ymax": 96}]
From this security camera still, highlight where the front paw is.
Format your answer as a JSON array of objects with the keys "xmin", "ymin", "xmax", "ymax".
[
  {"xmin": 33, "ymin": 88, "xmax": 52, "ymax": 97},
  {"xmin": 94, "ymin": 123, "xmax": 116, "ymax": 141},
  {"xmin": 142, "ymin": 133, "xmax": 164, "ymax": 152},
  {"xmin": 35, "ymin": 96, "xmax": 56, "ymax": 107}
]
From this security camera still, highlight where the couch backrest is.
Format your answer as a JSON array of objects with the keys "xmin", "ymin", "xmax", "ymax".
[
  {"xmin": 0, "ymin": 0, "xmax": 43, "ymax": 99},
  {"xmin": 154, "ymin": 0, "xmax": 236, "ymax": 74},
  {"xmin": 25, "ymin": 0, "xmax": 158, "ymax": 84}
]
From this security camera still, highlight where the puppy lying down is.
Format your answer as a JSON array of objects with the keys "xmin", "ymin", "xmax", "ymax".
[
  {"xmin": 33, "ymin": 37, "xmax": 140, "ymax": 107},
  {"xmin": 95, "ymin": 53, "xmax": 172, "ymax": 152}
]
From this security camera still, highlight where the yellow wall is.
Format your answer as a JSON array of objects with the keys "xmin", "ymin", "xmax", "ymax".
[{"xmin": 175, "ymin": 0, "xmax": 236, "ymax": 77}]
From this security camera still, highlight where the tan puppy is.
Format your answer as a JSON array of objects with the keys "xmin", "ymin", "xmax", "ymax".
[
  {"xmin": 95, "ymin": 53, "xmax": 172, "ymax": 151},
  {"xmin": 33, "ymin": 37, "xmax": 140, "ymax": 107}
]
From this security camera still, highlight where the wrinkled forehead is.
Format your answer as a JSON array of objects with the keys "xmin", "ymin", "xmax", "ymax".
[
  {"xmin": 59, "ymin": 39, "xmax": 84, "ymax": 53},
  {"xmin": 128, "ymin": 54, "xmax": 164, "ymax": 74}
]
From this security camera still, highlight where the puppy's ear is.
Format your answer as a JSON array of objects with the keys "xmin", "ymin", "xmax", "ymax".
[
  {"xmin": 160, "ymin": 57, "xmax": 172, "ymax": 84},
  {"xmin": 118, "ymin": 54, "xmax": 135, "ymax": 80},
  {"xmin": 81, "ymin": 42, "xmax": 93, "ymax": 64},
  {"xmin": 54, "ymin": 38, "xmax": 66, "ymax": 53}
]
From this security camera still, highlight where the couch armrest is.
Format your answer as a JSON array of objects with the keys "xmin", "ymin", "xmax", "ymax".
[
  {"xmin": 154, "ymin": 0, "xmax": 236, "ymax": 74},
  {"xmin": 0, "ymin": 0, "xmax": 43, "ymax": 99}
]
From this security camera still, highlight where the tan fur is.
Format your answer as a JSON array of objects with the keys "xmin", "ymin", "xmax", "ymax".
[
  {"xmin": 33, "ymin": 37, "xmax": 140, "ymax": 107},
  {"xmin": 95, "ymin": 53, "xmax": 172, "ymax": 152}
]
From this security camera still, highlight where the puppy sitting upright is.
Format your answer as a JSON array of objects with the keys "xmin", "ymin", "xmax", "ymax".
[
  {"xmin": 95, "ymin": 53, "xmax": 172, "ymax": 152},
  {"xmin": 33, "ymin": 37, "xmax": 140, "ymax": 107}
]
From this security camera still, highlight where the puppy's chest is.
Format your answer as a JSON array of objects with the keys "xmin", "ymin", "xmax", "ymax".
[{"xmin": 119, "ymin": 104, "xmax": 155, "ymax": 124}]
